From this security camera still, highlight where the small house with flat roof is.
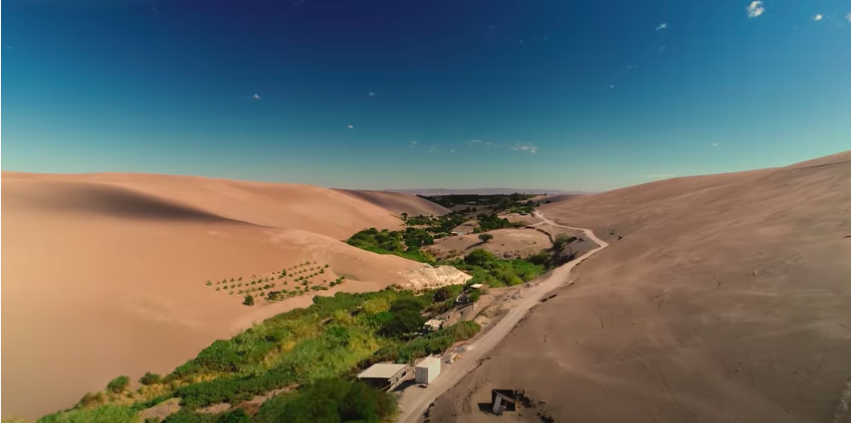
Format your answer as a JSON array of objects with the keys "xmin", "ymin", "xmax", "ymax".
[{"xmin": 357, "ymin": 363, "xmax": 409, "ymax": 391}]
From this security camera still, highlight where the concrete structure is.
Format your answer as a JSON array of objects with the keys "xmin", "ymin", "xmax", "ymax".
[
  {"xmin": 415, "ymin": 356, "xmax": 442, "ymax": 385},
  {"xmin": 491, "ymin": 389, "xmax": 517, "ymax": 415},
  {"xmin": 469, "ymin": 283, "xmax": 485, "ymax": 290},
  {"xmin": 357, "ymin": 363, "xmax": 409, "ymax": 391},
  {"xmin": 423, "ymin": 319, "xmax": 443, "ymax": 332}
]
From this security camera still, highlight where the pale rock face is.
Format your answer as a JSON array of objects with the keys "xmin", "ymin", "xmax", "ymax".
[{"xmin": 400, "ymin": 264, "xmax": 473, "ymax": 291}]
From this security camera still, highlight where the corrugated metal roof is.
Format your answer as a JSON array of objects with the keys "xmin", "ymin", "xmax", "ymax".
[{"xmin": 357, "ymin": 363, "xmax": 408, "ymax": 379}]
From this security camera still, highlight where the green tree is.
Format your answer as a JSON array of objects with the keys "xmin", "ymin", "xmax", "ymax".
[
  {"xmin": 478, "ymin": 233, "xmax": 494, "ymax": 243},
  {"xmin": 433, "ymin": 287, "xmax": 452, "ymax": 303},
  {"xmin": 243, "ymin": 295, "xmax": 254, "ymax": 306}
]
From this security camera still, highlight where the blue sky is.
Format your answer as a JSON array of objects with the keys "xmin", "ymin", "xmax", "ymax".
[{"xmin": 3, "ymin": 0, "xmax": 849, "ymax": 191}]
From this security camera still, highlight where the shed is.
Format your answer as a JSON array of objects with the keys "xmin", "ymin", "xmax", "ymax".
[
  {"xmin": 491, "ymin": 389, "xmax": 517, "ymax": 415},
  {"xmin": 414, "ymin": 356, "xmax": 442, "ymax": 385},
  {"xmin": 357, "ymin": 363, "xmax": 409, "ymax": 391}
]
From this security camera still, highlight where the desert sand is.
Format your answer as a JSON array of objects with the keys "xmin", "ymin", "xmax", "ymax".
[
  {"xmin": 334, "ymin": 189, "xmax": 450, "ymax": 217},
  {"xmin": 430, "ymin": 151, "xmax": 851, "ymax": 423},
  {"xmin": 0, "ymin": 172, "xmax": 451, "ymax": 419},
  {"xmin": 427, "ymin": 229, "xmax": 552, "ymax": 260}
]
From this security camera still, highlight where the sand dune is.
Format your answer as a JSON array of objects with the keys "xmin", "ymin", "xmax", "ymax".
[
  {"xmin": 0, "ymin": 172, "xmax": 448, "ymax": 419},
  {"xmin": 432, "ymin": 151, "xmax": 851, "ymax": 423},
  {"xmin": 334, "ymin": 189, "xmax": 449, "ymax": 217}
]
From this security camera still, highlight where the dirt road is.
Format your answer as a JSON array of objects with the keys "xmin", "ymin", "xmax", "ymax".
[{"xmin": 394, "ymin": 212, "xmax": 609, "ymax": 423}]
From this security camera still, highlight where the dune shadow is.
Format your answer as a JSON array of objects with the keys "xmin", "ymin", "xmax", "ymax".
[{"xmin": 18, "ymin": 181, "xmax": 258, "ymax": 225}]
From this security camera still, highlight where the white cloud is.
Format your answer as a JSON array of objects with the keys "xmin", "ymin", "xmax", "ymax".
[
  {"xmin": 466, "ymin": 140, "xmax": 483, "ymax": 145},
  {"xmin": 659, "ymin": 45, "xmax": 667, "ymax": 53},
  {"xmin": 746, "ymin": 1, "xmax": 765, "ymax": 18},
  {"xmin": 347, "ymin": 124, "xmax": 354, "ymax": 129},
  {"xmin": 251, "ymin": 93, "xmax": 261, "ymax": 100},
  {"xmin": 711, "ymin": 143, "xmax": 720, "ymax": 147},
  {"xmin": 428, "ymin": 145, "xmax": 442, "ymax": 153},
  {"xmin": 643, "ymin": 173, "xmax": 677, "ymax": 179},
  {"xmin": 510, "ymin": 142, "xmax": 538, "ymax": 154},
  {"xmin": 655, "ymin": 23, "xmax": 668, "ymax": 31},
  {"xmin": 627, "ymin": 65, "xmax": 638, "ymax": 70},
  {"xmin": 450, "ymin": 149, "xmax": 455, "ymax": 153},
  {"xmin": 610, "ymin": 84, "xmax": 615, "ymax": 89},
  {"xmin": 813, "ymin": 14, "xmax": 823, "ymax": 21},
  {"xmin": 410, "ymin": 140, "xmax": 418, "ymax": 149},
  {"xmin": 369, "ymin": 91, "xmax": 375, "ymax": 97},
  {"xmin": 846, "ymin": 12, "xmax": 851, "ymax": 23}
]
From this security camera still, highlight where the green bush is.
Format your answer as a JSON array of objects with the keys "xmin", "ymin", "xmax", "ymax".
[
  {"xmin": 242, "ymin": 295, "xmax": 254, "ymax": 306},
  {"xmin": 138, "ymin": 372, "xmax": 162, "ymax": 386},
  {"xmin": 106, "ymin": 376, "xmax": 130, "ymax": 394},
  {"xmin": 38, "ymin": 404, "xmax": 139, "ymax": 423}
]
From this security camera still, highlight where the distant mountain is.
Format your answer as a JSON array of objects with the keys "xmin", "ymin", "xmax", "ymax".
[{"xmin": 385, "ymin": 188, "xmax": 593, "ymax": 196}]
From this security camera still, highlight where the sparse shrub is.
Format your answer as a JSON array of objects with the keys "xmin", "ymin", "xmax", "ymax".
[
  {"xmin": 106, "ymin": 375, "xmax": 130, "ymax": 393},
  {"xmin": 238, "ymin": 277, "xmax": 242, "ymax": 281},
  {"xmin": 324, "ymin": 264, "xmax": 329, "ymax": 268},
  {"xmin": 79, "ymin": 391, "xmax": 104, "ymax": 407},
  {"xmin": 230, "ymin": 278, "xmax": 235, "ymax": 282},
  {"xmin": 139, "ymin": 372, "xmax": 162, "ymax": 386},
  {"xmin": 229, "ymin": 291, "xmax": 234, "ymax": 295},
  {"xmin": 206, "ymin": 281, "xmax": 212, "ymax": 286},
  {"xmin": 243, "ymin": 295, "xmax": 254, "ymax": 306},
  {"xmin": 216, "ymin": 287, "xmax": 220, "ymax": 291}
]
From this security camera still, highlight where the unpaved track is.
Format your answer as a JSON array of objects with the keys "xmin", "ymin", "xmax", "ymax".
[{"xmin": 394, "ymin": 212, "xmax": 609, "ymax": 423}]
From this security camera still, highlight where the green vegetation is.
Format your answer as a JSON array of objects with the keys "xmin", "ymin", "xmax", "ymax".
[
  {"xmin": 138, "ymin": 372, "xmax": 162, "ymax": 386},
  {"xmin": 242, "ymin": 295, "xmax": 254, "ymax": 306},
  {"xmin": 346, "ymin": 228, "xmax": 435, "ymax": 263},
  {"xmin": 37, "ymin": 287, "xmax": 481, "ymax": 423},
  {"xmin": 420, "ymin": 193, "xmax": 538, "ymax": 212},
  {"xmin": 447, "ymin": 249, "xmax": 545, "ymax": 287},
  {"xmin": 478, "ymin": 233, "xmax": 494, "ymax": 243},
  {"xmin": 37, "ymin": 404, "xmax": 140, "ymax": 423},
  {"xmin": 473, "ymin": 213, "xmax": 524, "ymax": 233},
  {"xmin": 106, "ymin": 376, "xmax": 130, "ymax": 394}
]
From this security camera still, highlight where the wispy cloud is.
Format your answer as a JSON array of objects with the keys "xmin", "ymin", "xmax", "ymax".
[
  {"xmin": 428, "ymin": 144, "xmax": 442, "ymax": 153},
  {"xmin": 846, "ymin": 12, "xmax": 851, "ymax": 23},
  {"xmin": 655, "ymin": 23, "xmax": 668, "ymax": 31},
  {"xmin": 410, "ymin": 140, "xmax": 418, "ymax": 149},
  {"xmin": 813, "ymin": 14, "xmax": 823, "ymax": 21},
  {"xmin": 450, "ymin": 149, "xmax": 455, "ymax": 153},
  {"xmin": 347, "ymin": 124, "xmax": 354, "ymax": 129},
  {"xmin": 610, "ymin": 84, "xmax": 615, "ymax": 89},
  {"xmin": 251, "ymin": 93, "xmax": 261, "ymax": 100},
  {"xmin": 643, "ymin": 173, "xmax": 677, "ymax": 179},
  {"xmin": 711, "ymin": 143, "xmax": 720, "ymax": 147},
  {"xmin": 369, "ymin": 91, "xmax": 376, "ymax": 97},
  {"xmin": 510, "ymin": 142, "xmax": 538, "ymax": 154},
  {"xmin": 627, "ymin": 64, "xmax": 638, "ymax": 70},
  {"xmin": 746, "ymin": 1, "xmax": 765, "ymax": 18},
  {"xmin": 659, "ymin": 46, "xmax": 667, "ymax": 53}
]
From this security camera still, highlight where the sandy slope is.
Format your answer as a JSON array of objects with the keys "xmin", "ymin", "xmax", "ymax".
[
  {"xmin": 333, "ymin": 189, "xmax": 449, "ymax": 217},
  {"xmin": 430, "ymin": 151, "xmax": 851, "ymax": 423},
  {"xmin": 0, "ymin": 172, "xmax": 439, "ymax": 419},
  {"xmin": 427, "ymin": 229, "xmax": 552, "ymax": 260}
]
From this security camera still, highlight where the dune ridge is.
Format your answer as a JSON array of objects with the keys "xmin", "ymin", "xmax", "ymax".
[
  {"xmin": 0, "ymin": 172, "xmax": 448, "ymax": 419},
  {"xmin": 431, "ymin": 150, "xmax": 851, "ymax": 423}
]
